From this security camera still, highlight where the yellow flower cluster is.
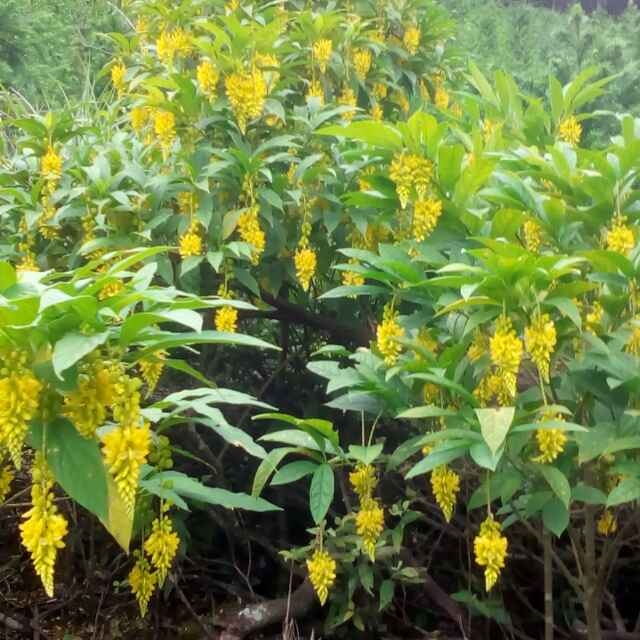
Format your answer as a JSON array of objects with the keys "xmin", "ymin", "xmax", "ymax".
[
  {"xmin": 489, "ymin": 316, "xmax": 523, "ymax": 401},
  {"xmin": 625, "ymin": 323, "xmax": 640, "ymax": 356},
  {"xmin": 225, "ymin": 68, "xmax": 267, "ymax": 133},
  {"xmin": 307, "ymin": 79, "xmax": 324, "ymax": 105},
  {"xmin": 349, "ymin": 463, "xmax": 377, "ymax": 501},
  {"xmin": 605, "ymin": 215, "xmax": 635, "ymax": 256},
  {"xmin": 215, "ymin": 305, "xmax": 238, "ymax": 333},
  {"xmin": 144, "ymin": 511, "xmax": 180, "ymax": 584},
  {"xmin": 430, "ymin": 465, "xmax": 460, "ymax": 522},
  {"xmin": 0, "ymin": 464, "xmax": 13, "ymax": 502},
  {"xmin": 196, "ymin": 59, "xmax": 219, "ymax": 99},
  {"xmin": 20, "ymin": 453, "xmax": 68, "ymax": 597},
  {"xmin": 312, "ymin": 39, "xmax": 333, "ymax": 74},
  {"xmin": 337, "ymin": 87, "xmax": 357, "ymax": 122},
  {"xmin": 177, "ymin": 191, "xmax": 198, "ymax": 216},
  {"xmin": 64, "ymin": 371, "xmax": 108, "ymax": 438},
  {"xmin": 41, "ymin": 145, "xmax": 63, "ymax": 184},
  {"xmin": 341, "ymin": 258, "xmax": 365, "ymax": 287},
  {"xmin": 372, "ymin": 83, "xmax": 388, "ymax": 100},
  {"xmin": 534, "ymin": 413, "xmax": 567, "ymax": 463},
  {"xmin": 295, "ymin": 246, "xmax": 317, "ymax": 292},
  {"xmin": 474, "ymin": 515, "xmax": 508, "ymax": 591},
  {"xmin": 524, "ymin": 313, "xmax": 556, "ymax": 383},
  {"xmin": 355, "ymin": 499, "xmax": 385, "ymax": 560},
  {"xmin": 597, "ymin": 509, "xmax": 617, "ymax": 536},
  {"xmin": 585, "ymin": 300, "xmax": 603, "ymax": 334},
  {"xmin": 307, "ymin": 549, "xmax": 336, "ymax": 605},
  {"xmin": 434, "ymin": 86, "xmax": 450, "ymax": 111},
  {"xmin": 522, "ymin": 219, "xmax": 542, "ymax": 253},
  {"xmin": 154, "ymin": 109, "xmax": 176, "ymax": 157},
  {"xmin": 156, "ymin": 28, "xmax": 191, "ymax": 65},
  {"xmin": 467, "ymin": 330, "xmax": 488, "ymax": 364},
  {"xmin": 413, "ymin": 197, "xmax": 443, "ymax": 242},
  {"xmin": 474, "ymin": 371, "xmax": 512, "ymax": 407},
  {"xmin": 403, "ymin": 25, "xmax": 421, "ymax": 55},
  {"xmin": 376, "ymin": 304, "xmax": 405, "ymax": 365},
  {"xmin": 389, "ymin": 152, "xmax": 433, "ymax": 208},
  {"xmin": 559, "ymin": 116, "xmax": 582, "ymax": 146},
  {"xmin": 253, "ymin": 52, "xmax": 280, "ymax": 90},
  {"xmin": 138, "ymin": 351, "xmax": 166, "ymax": 395},
  {"xmin": 237, "ymin": 205, "xmax": 266, "ymax": 265},
  {"xmin": 353, "ymin": 48, "xmax": 372, "ymax": 80},
  {"xmin": 111, "ymin": 60, "xmax": 127, "ymax": 96},
  {"xmin": 179, "ymin": 221, "xmax": 204, "ymax": 258},
  {"xmin": 129, "ymin": 553, "xmax": 157, "ymax": 617},
  {"xmin": 370, "ymin": 104, "xmax": 383, "ymax": 121},
  {"xmin": 130, "ymin": 106, "xmax": 150, "ymax": 134},
  {"xmin": 0, "ymin": 369, "xmax": 41, "ymax": 469}
]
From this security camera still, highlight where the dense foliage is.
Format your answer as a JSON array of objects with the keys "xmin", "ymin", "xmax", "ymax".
[{"xmin": 0, "ymin": 1, "xmax": 639, "ymax": 639}]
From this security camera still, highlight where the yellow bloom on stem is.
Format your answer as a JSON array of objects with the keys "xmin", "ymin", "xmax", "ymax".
[
  {"xmin": 306, "ymin": 79, "xmax": 324, "ymax": 105},
  {"xmin": 215, "ymin": 306, "xmax": 238, "ymax": 333},
  {"xmin": 64, "ymin": 373, "xmax": 108, "ymax": 439},
  {"xmin": 468, "ymin": 330, "xmax": 488, "ymax": 364},
  {"xmin": 522, "ymin": 219, "xmax": 543, "ymax": 253},
  {"xmin": 197, "ymin": 59, "xmax": 219, "ymax": 99},
  {"xmin": 0, "ymin": 465, "xmax": 13, "ymax": 502},
  {"xmin": 294, "ymin": 246, "xmax": 317, "ymax": 292},
  {"xmin": 625, "ymin": 323, "xmax": 640, "ymax": 356},
  {"xmin": 312, "ymin": 39, "xmax": 332, "ymax": 74},
  {"xmin": 372, "ymin": 83, "xmax": 388, "ymax": 100},
  {"xmin": 225, "ymin": 68, "xmax": 267, "ymax": 134},
  {"xmin": 237, "ymin": 205, "xmax": 266, "ymax": 265},
  {"xmin": 130, "ymin": 106, "xmax": 150, "ymax": 134},
  {"xmin": 389, "ymin": 152, "xmax": 433, "ymax": 208},
  {"xmin": 253, "ymin": 52, "xmax": 280, "ymax": 90},
  {"xmin": 597, "ymin": 510, "xmax": 617, "ymax": 536},
  {"xmin": 474, "ymin": 515, "xmax": 508, "ymax": 591},
  {"xmin": 349, "ymin": 464, "xmax": 377, "ymax": 502},
  {"xmin": 376, "ymin": 304, "xmax": 405, "ymax": 365},
  {"xmin": 413, "ymin": 197, "xmax": 443, "ymax": 241},
  {"xmin": 370, "ymin": 103, "xmax": 383, "ymax": 121},
  {"xmin": 17, "ymin": 252, "xmax": 39, "ymax": 273},
  {"xmin": 474, "ymin": 371, "xmax": 512, "ymax": 408},
  {"xmin": 0, "ymin": 371, "xmax": 41, "ymax": 469},
  {"xmin": 177, "ymin": 191, "xmax": 198, "ymax": 215},
  {"xmin": 355, "ymin": 498, "xmax": 385, "ymax": 561},
  {"xmin": 559, "ymin": 116, "xmax": 582, "ymax": 146},
  {"xmin": 342, "ymin": 258, "xmax": 364, "ymax": 287},
  {"xmin": 156, "ymin": 28, "xmax": 191, "ymax": 65},
  {"xmin": 144, "ymin": 510, "xmax": 180, "ymax": 585},
  {"xmin": 337, "ymin": 87, "xmax": 357, "ymax": 122},
  {"xmin": 41, "ymin": 146, "xmax": 62, "ymax": 182},
  {"xmin": 353, "ymin": 48, "xmax": 372, "ymax": 80},
  {"xmin": 102, "ymin": 423, "xmax": 151, "ymax": 513},
  {"xmin": 431, "ymin": 465, "xmax": 460, "ymax": 523},
  {"xmin": 129, "ymin": 552, "xmax": 157, "ymax": 617},
  {"xmin": 307, "ymin": 549, "xmax": 336, "ymax": 605},
  {"xmin": 138, "ymin": 352, "xmax": 166, "ymax": 395},
  {"xmin": 585, "ymin": 301, "xmax": 603, "ymax": 334},
  {"xmin": 490, "ymin": 316, "xmax": 523, "ymax": 400},
  {"xmin": 534, "ymin": 426, "xmax": 567, "ymax": 464},
  {"xmin": 111, "ymin": 60, "xmax": 127, "ymax": 96},
  {"xmin": 20, "ymin": 453, "xmax": 68, "ymax": 597},
  {"xmin": 435, "ymin": 86, "xmax": 450, "ymax": 111},
  {"xmin": 524, "ymin": 313, "xmax": 556, "ymax": 383},
  {"xmin": 179, "ymin": 221, "xmax": 203, "ymax": 258},
  {"xmin": 605, "ymin": 215, "xmax": 635, "ymax": 256},
  {"xmin": 403, "ymin": 25, "xmax": 421, "ymax": 54},
  {"xmin": 153, "ymin": 110, "xmax": 176, "ymax": 156}
]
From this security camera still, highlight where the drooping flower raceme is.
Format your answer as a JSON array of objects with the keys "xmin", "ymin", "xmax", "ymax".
[
  {"xmin": 355, "ymin": 498, "xmax": 385, "ymax": 561},
  {"xmin": 129, "ymin": 552, "xmax": 157, "ymax": 617},
  {"xmin": 431, "ymin": 465, "xmax": 460, "ymax": 523},
  {"xmin": 144, "ymin": 510, "xmax": 180, "ymax": 585},
  {"xmin": 376, "ymin": 304, "xmax": 405, "ymax": 365},
  {"xmin": 524, "ymin": 312, "xmax": 557, "ymax": 383},
  {"xmin": 307, "ymin": 549, "xmax": 336, "ymax": 605},
  {"xmin": 474, "ymin": 515, "xmax": 508, "ymax": 591}
]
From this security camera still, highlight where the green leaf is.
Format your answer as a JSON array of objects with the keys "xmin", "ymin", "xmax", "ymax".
[
  {"xmin": 309, "ymin": 463, "xmax": 334, "ymax": 524},
  {"xmin": 52, "ymin": 331, "xmax": 109, "ymax": 377},
  {"xmin": 538, "ymin": 465, "xmax": 571, "ymax": 508},
  {"xmin": 572, "ymin": 483, "xmax": 607, "ymax": 505},
  {"xmin": 607, "ymin": 478, "xmax": 640, "ymax": 507},
  {"xmin": 155, "ymin": 471, "xmax": 281, "ymax": 511},
  {"xmin": 405, "ymin": 445, "xmax": 468, "ymax": 479},
  {"xmin": 316, "ymin": 121, "xmax": 403, "ymax": 150},
  {"xmin": 469, "ymin": 442, "xmax": 502, "ymax": 471},
  {"xmin": 271, "ymin": 461, "xmax": 318, "ymax": 486},
  {"xmin": 379, "ymin": 579, "xmax": 395, "ymax": 611},
  {"xmin": 120, "ymin": 309, "xmax": 203, "ymax": 344},
  {"xmin": 348, "ymin": 444, "xmax": 383, "ymax": 465},
  {"xmin": 252, "ymin": 447, "xmax": 296, "ymax": 496},
  {"xmin": 476, "ymin": 407, "xmax": 515, "ymax": 455},
  {"xmin": 542, "ymin": 498, "xmax": 569, "ymax": 537}
]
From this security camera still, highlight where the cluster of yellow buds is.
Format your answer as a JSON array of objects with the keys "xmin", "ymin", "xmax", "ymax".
[
  {"xmin": 597, "ymin": 509, "xmax": 617, "ymax": 536},
  {"xmin": 177, "ymin": 191, "xmax": 198, "ymax": 216},
  {"xmin": 605, "ymin": 215, "xmax": 635, "ymax": 256},
  {"xmin": 307, "ymin": 79, "xmax": 324, "ymax": 105},
  {"xmin": 179, "ymin": 220, "xmax": 204, "ymax": 258},
  {"xmin": 138, "ymin": 351, "xmax": 166, "ymax": 395},
  {"xmin": 196, "ymin": 59, "xmax": 219, "ymax": 99},
  {"xmin": 467, "ymin": 330, "xmax": 489, "ymax": 364},
  {"xmin": 474, "ymin": 515, "xmax": 508, "ymax": 591},
  {"xmin": 625, "ymin": 320, "xmax": 640, "ymax": 356},
  {"xmin": 376, "ymin": 303, "xmax": 405, "ymax": 365},
  {"xmin": 312, "ymin": 39, "xmax": 333, "ymax": 74},
  {"xmin": 337, "ymin": 87, "xmax": 357, "ymax": 122},
  {"xmin": 403, "ymin": 25, "xmax": 421, "ymax": 55},
  {"xmin": 156, "ymin": 27, "xmax": 192, "ymax": 65},
  {"xmin": 352, "ymin": 48, "xmax": 372, "ymax": 80},
  {"xmin": 522, "ymin": 219, "xmax": 543, "ymax": 253},
  {"xmin": 307, "ymin": 548, "xmax": 337, "ymax": 605},
  {"xmin": 225, "ymin": 67, "xmax": 268, "ymax": 134},
  {"xmin": 389, "ymin": 152, "xmax": 433, "ymax": 209},
  {"xmin": 111, "ymin": 60, "xmax": 127, "ymax": 96},
  {"xmin": 294, "ymin": 205, "xmax": 316, "ymax": 292},
  {"xmin": 214, "ymin": 283, "xmax": 239, "ymax": 333},
  {"xmin": 349, "ymin": 464, "xmax": 385, "ymax": 560},
  {"xmin": 143, "ymin": 506, "xmax": 180, "ymax": 584},
  {"xmin": 341, "ymin": 257, "xmax": 365, "ymax": 287},
  {"xmin": 558, "ymin": 115, "xmax": 582, "ymax": 146},
  {"xmin": 237, "ymin": 205, "xmax": 266, "ymax": 265},
  {"xmin": 488, "ymin": 316, "xmax": 523, "ymax": 402},
  {"xmin": 412, "ymin": 197, "xmax": 443, "ymax": 242},
  {"xmin": 20, "ymin": 453, "xmax": 68, "ymax": 597},
  {"xmin": 154, "ymin": 109, "xmax": 176, "ymax": 158},
  {"xmin": 430, "ymin": 465, "xmax": 460, "ymax": 522},
  {"xmin": 524, "ymin": 312, "xmax": 557, "ymax": 383},
  {"xmin": 533, "ymin": 412, "xmax": 567, "ymax": 463}
]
